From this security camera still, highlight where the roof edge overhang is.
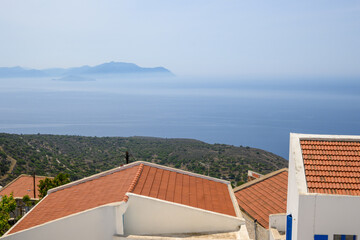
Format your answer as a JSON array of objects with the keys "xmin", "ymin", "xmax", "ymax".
[
  {"xmin": 300, "ymin": 191, "xmax": 360, "ymax": 198},
  {"xmin": 2, "ymin": 200, "xmax": 126, "ymax": 238},
  {"xmin": 227, "ymin": 184, "xmax": 243, "ymax": 218},
  {"xmin": 48, "ymin": 161, "xmax": 230, "ymax": 195},
  {"xmin": 233, "ymin": 168, "xmax": 288, "ymax": 193},
  {"xmin": 290, "ymin": 133, "xmax": 360, "ymax": 142}
]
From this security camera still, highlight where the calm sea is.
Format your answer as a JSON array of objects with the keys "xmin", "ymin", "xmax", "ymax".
[{"xmin": 1, "ymin": 76, "xmax": 359, "ymax": 159}]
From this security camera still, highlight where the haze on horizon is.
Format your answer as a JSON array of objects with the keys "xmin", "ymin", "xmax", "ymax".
[{"xmin": 1, "ymin": 0, "xmax": 360, "ymax": 78}]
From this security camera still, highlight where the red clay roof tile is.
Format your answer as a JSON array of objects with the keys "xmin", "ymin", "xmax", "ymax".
[
  {"xmin": 9, "ymin": 165, "xmax": 139, "ymax": 234},
  {"xmin": 234, "ymin": 169, "xmax": 288, "ymax": 229},
  {"xmin": 301, "ymin": 140, "xmax": 360, "ymax": 196},
  {"xmin": 9, "ymin": 162, "xmax": 236, "ymax": 235},
  {"xmin": 0, "ymin": 175, "xmax": 49, "ymax": 199},
  {"xmin": 132, "ymin": 165, "xmax": 236, "ymax": 217}
]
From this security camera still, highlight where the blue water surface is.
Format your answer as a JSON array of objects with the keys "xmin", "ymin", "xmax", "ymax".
[{"xmin": 0, "ymin": 76, "xmax": 359, "ymax": 159}]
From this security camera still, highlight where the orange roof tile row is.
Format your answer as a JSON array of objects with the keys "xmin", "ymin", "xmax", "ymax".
[
  {"xmin": 10, "ymin": 166, "xmax": 140, "ymax": 234},
  {"xmin": 307, "ymin": 175, "xmax": 359, "ymax": 183},
  {"xmin": 234, "ymin": 169, "xmax": 288, "ymax": 229},
  {"xmin": 302, "ymin": 150, "xmax": 360, "ymax": 156},
  {"xmin": 304, "ymin": 159, "xmax": 360, "ymax": 166},
  {"xmin": 305, "ymin": 170, "xmax": 360, "ymax": 178},
  {"xmin": 0, "ymin": 175, "xmax": 49, "ymax": 199},
  {"xmin": 309, "ymin": 188, "xmax": 360, "ymax": 195},
  {"xmin": 303, "ymin": 155, "xmax": 360, "ymax": 161},
  {"xmin": 308, "ymin": 181, "xmax": 359, "ymax": 190},
  {"xmin": 301, "ymin": 145, "xmax": 360, "ymax": 151},
  {"xmin": 301, "ymin": 140, "xmax": 360, "ymax": 147},
  {"xmin": 9, "ymin": 162, "xmax": 236, "ymax": 235},
  {"xmin": 132, "ymin": 165, "xmax": 236, "ymax": 216},
  {"xmin": 305, "ymin": 165, "xmax": 360, "ymax": 172},
  {"xmin": 301, "ymin": 140, "xmax": 360, "ymax": 196}
]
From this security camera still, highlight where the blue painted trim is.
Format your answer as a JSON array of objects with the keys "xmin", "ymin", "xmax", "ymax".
[
  {"xmin": 286, "ymin": 214, "xmax": 292, "ymax": 240},
  {"xmin": 314, "ymin": 235, "xmax": 328, "ymax": 240}
]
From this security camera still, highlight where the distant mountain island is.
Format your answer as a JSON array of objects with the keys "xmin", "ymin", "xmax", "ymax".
[
  {"xmin": 0, "ymin": 62, "xmax": 173, "ymax": 79},
  {"xmin": 52, "ymin": 75, "xmax": 96, "ymax": 82}
]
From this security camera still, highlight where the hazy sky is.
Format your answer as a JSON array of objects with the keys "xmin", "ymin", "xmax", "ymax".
[{"xmin": 1, "ymin": 0, "xmax": 360, "ymax": 77}]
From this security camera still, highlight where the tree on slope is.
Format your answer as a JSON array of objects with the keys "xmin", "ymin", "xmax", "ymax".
[
  {"xmin": 38, "ymin": 173, "xmax": 70, "ymax": 199},
  {"xmin": 0, "ymin": 193, "xmax": 16, "ymax": 236}
]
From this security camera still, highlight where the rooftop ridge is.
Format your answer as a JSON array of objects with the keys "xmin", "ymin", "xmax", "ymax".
[
  {"xmin": 47, "ymin": 161, "xmax": 142, "ymax": 194},
  {"xmin": 123, "ymin": 163, "xmax": 144, "ymax": 202},
  {"xmin": 233, "ymin": 168, "xmax": 288, "ymax": 192},
  {"xmin": 47, "ymin": 160, "xmax": 230, "ymax": 196},
  {"xmin": 140, "ymin": 161, "xmax": 230, "ymax": 184}
]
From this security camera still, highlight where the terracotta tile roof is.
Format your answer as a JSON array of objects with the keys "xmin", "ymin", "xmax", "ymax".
[
  {"xmin": 301, "ymin": 140, "xmax": 360, "ymax": 196},
  {"xmin": 9, "ymin": 162, "xmax": 236, "ymax": 235},
  {"xmin": 247, "ymin": 170, "xmax": 263, "ymax": 181},
  {"xmin": 0, "ymin": 175, "xmax": 49, "ymax": 199},
  {"xmin": 234, "ymin": 169, "xmax": 288, "ymax": 228},
  {"xmin": 9, "ymin": 165, "xmax": 140, "ymax": 234},
  {"xmin": 132, "ymin": 165, "xmax": 236, "ymax": 216}
]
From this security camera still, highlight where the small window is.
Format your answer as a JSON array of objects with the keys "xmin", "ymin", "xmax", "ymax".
[
  {"xmin": 314, "ymin": 235, "xmax": 328, "ymax": 240},
  {"xmin": 334, "ymin": 235, "xmax": 357, "ymax": 240}
]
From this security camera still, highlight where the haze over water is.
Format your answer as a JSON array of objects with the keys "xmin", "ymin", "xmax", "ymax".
[{"xmin": 1, "ymin": 76, "xmax": 359, "ymax": 159}]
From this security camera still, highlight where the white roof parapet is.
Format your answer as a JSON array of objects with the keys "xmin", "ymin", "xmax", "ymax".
[
  {"xmin": 290, "ymin": 133, "xmax": 360, "ymax": 141},
  {"xmin": 289, "ymin": 133, "xmax": 308, "ymax": 194}
]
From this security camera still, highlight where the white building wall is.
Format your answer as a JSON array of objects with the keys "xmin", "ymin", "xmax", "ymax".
[
  {"xmin": 124, "ymin": 193, "xmax": 244, "ymax": 235},
  {"xmin": 296, "ymin": 194, "xmax": 360, "ymax": 240},
  {"xmin": 1, "ymin": 204, "xmax": 119, "ymax": 240},
  {"xmin": 269, "ymin": 228, "xmax": 286, "ymax": 240},
  {"xmin": 287, "ymin": 133, "xmax": 311, "ymax": 240},
  {"xmin": 288, "ymin": 133, "xmax": 360, "ymax": 240},
  {"xmin": 241, "ymin": 211, "xmax": 268, "ymax": 240},
  {"xmin": 269, "ymin": 214, "xmax": 286, "ymax": 233}
]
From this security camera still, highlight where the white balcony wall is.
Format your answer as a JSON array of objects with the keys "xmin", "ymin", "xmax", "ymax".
[
  {"xmin": 1, "ymin": 204, "xmax": 118, "ymax": 240},
  {"xmin": 124, "ymin": 193, "xmax": 244, "ymax": 235},
  {"xmin": 295, "ymin": 194, "xmax": 360, "ymax": 240}
]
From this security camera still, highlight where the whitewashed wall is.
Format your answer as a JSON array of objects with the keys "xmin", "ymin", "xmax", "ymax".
[
  {"xmin": 287, "ymin": 133, "xmax": 310, "ymax": 240},
  {"xmin": 1, "ymin": 204, "xmax": 119, "ymax": 240},
  {"xmin": 241, "ymin": 211, "xmax": 268, "ymax": 240},
  {"xmin": 124, "ymin": 193, "xmax": 244, "ymax": 235},
  {"xmin": 2, "ymin": 191, "xmax": 246, "ymax": 239},
  {"xmin": 269, "ymin": 213, "xmax": 286, "ymax": 233},
  {"xmin": 296, "ymin": 194, "xmax": 360, "ymax": 240}
]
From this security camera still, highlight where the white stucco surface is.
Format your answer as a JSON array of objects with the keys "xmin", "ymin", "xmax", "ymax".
[
  {"xmin": 296, "ymin": 194, "xmax": 360, "ymax": 240},
  {"xmin": 287, "ymin": 133, "xmax": 305, "ymax": 240},
  {"xmin": 1, "ymin": 204, "xmax": 119, "ymax": 240},
  {"xmin": 269, "ymin": 214, "xmax": 286, "ymax": 233},
  {"xmin": 124, "ymin": 193, "xmax": 244, "ymax": 235},
  {"xmin": 269, "ymin": 228, "xmax": 285, "ymax": 240},
  {"xmin": 287, "ymin": 133, "xmax": 360, "ymax": 240}
]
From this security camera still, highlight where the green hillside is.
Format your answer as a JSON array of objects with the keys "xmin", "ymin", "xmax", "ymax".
[{"xmin": 0, "ymin": 133, "xmax": 287, "ymax": 187}]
